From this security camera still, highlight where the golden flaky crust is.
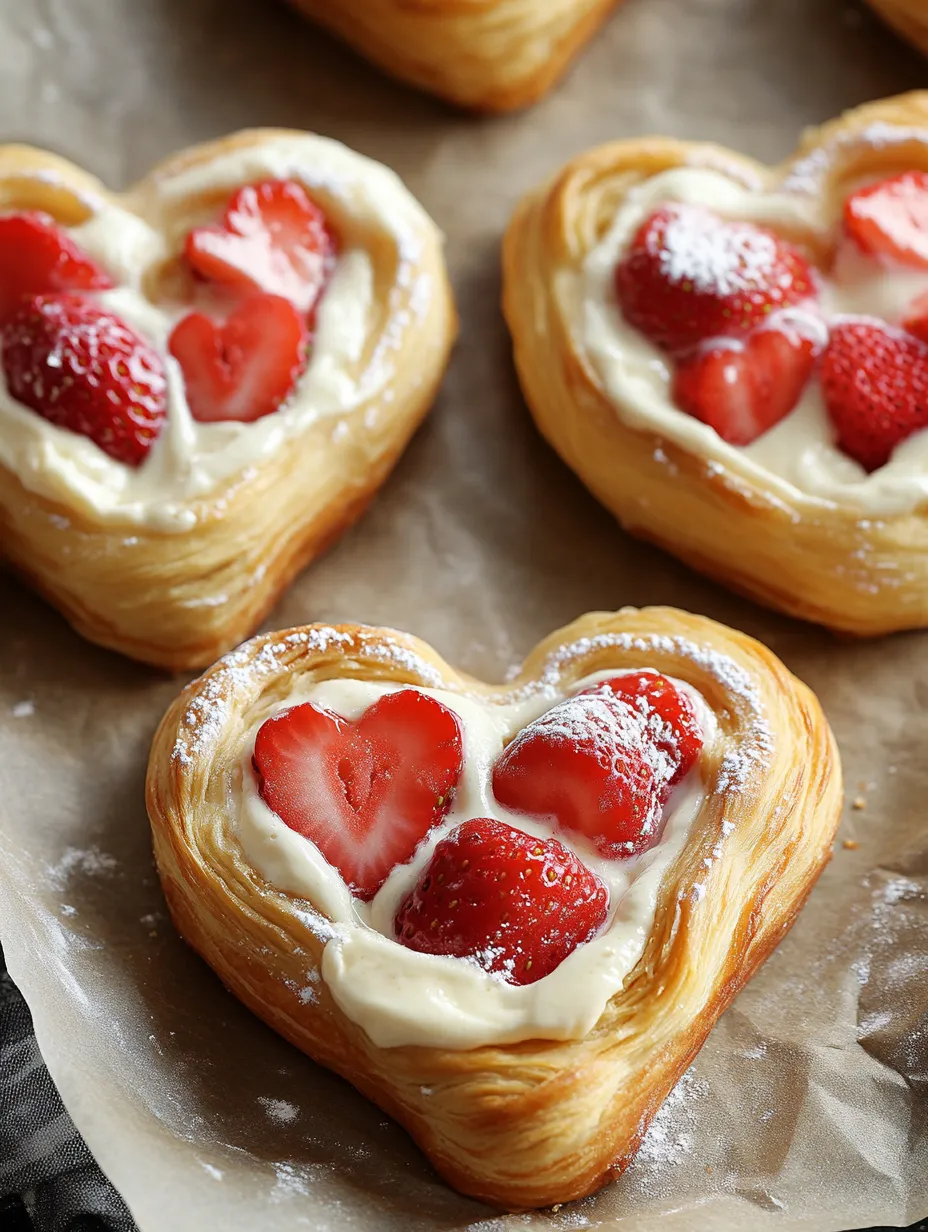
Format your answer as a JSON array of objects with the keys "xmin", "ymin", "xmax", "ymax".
[
  {"xmin": 0, "ymin": 133, "xmax": 457, "ymax": 670},
  {"xmin": 865, "ymin": 0, "xmax": 928, "ymax": 55},
  {"xmin": 146, "ymin": 610, "xmax": 842, "ymax": 1209},
  {"xmin": 503, "ymin": 93, "xmax": 928, "ymax": 636},
  {"xmin": 287, "ymin": 0, "xmax": 622, "ymax": 112}
]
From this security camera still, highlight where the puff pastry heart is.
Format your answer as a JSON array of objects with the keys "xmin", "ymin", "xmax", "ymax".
[
  {"xmin": 0, "ymin": 132, "xmax": 455, "ymax": 670},
  {"xmin": 503, "ymin": 92, "xmax": 928, "ymax": 636},
  {"xmin": 146, "ymin": 608, "xmax": 841, "ymax": 1209},
  {"xmin": 287, "ymin": 0, "xmax": 623, "ymax": 112},
  {"xmin": 865, "ymin": 0, "xmax": 928, "ymax": 56}
]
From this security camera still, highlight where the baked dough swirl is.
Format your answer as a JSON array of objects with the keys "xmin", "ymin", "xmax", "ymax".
[{"xmin": 147, "ymin": 608, "xmax": 841, "ymax": 1209}]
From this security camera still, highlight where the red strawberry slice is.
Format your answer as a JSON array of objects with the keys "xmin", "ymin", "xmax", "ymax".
[
  {"xmin": 820, "ymin": 317, "xmax": 928, "ymax": 472},
  {"xmin": 1, "ymin": 293, "xmax": 166, "ymax": 466},
  {"xmin": 252, "ymin": 689, "xmax": 464, "ymax": 901},
  {"xmin": 844, "ymin": 171, "xmax": 928, "ymax": 268},
  {"xmin": 394, "ymin": 818, "xmax": 608, "ymax": 985},
  {"xmin": 672, "ymin": 323, "xmax": 819, "ymax": 445},
  {"xmin": 585, "ymin": 672, "xmax": 703, "ymax": 788},
  {"xmin": 168, "ymin": 293, "xmax": 307, "ymax": 423},
  {"xmin": 615, "ymin": 204, "xmax": 817, "ymax": 354},
  {"xmin": 903, "ymin": 293, "xmax": 928, "ymax": 344},
  {"xmin": 185, "ymin": 179, "xmax": 337, "ymax": 315},
  {"xmin": 0, "ymin": 211, "xmax": 113, "ymax": 325},
  {"xmin": 492, "ymin": 690, "xmax": 674, "ymax": 859}
]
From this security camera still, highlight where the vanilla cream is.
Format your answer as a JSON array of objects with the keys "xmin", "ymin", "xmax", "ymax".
[
  {"xmin": 0, "ymin": 136, "xmax": 438, "ymax": 531},
  {"xmin": 575, "ymin": 166, "xmax": 928, "ymax": 516},
  {"xmin": 235, "ymin": 673, "xmax": 714, "ymax": 1050}
]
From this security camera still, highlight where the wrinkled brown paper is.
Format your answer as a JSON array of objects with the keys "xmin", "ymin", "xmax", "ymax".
[{"xmin": 1, "ymin": 1, "xmax": 927, "ymax": 1228}]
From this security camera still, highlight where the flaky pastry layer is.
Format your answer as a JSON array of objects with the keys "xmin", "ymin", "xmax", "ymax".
[
  {"xmin": 287, "ymin": 0, "xmax": 621, "ymax": 111},
  {"xmin": 503, "ymin": 92, "xmax": 928, "ymax": 636},
  {"xmin": 146, "ymin": 608, "xmax": 841, "ymax": 1209},
  {"xmin": 0, "ymin": 132, "xmax": 456, "ymax": 670}
]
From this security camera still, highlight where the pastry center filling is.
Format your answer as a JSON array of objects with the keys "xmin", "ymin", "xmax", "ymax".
[
  {"xmin": 580, "ymin": 159, "xmax": 928, "ymax": 514},
  {"xmin": 236, "ymin": 670, "xmax": 715, "ymax": 1049},
  {"xmin": 0, "ymin": 136, "xmax": 427, "ymax": 530}
]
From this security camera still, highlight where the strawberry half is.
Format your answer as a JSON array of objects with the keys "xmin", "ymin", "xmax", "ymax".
[
  {"xmin": 0, "ymin": 211, "xmax": 112, "ymax": 325},
  {"xmin": 168, "ymin": 293, "xmax": 307, "ymax": 423},
  {"xmin": 844, "ymin": 171, "xmax": 928, "ymax": 269},
  {"xmin": 820, "ymin": 317, "xmax": 928, "ymax": 472},
  {"xmin": 585, "ymin": 672, "xmax": 703, "ymax": 788},
  {"xmin": 394, "ymin": 818, "xmax": 608, "ymax": 986},
  {"xmin": 185, "ymin": 179, "xmax": 337, "ymax": 316},
  {"xmin": 615, "ymin": 204, "xmax": 817, "ymax": 354},
  {"xmin": 672, "ymin": 323, "xmax": 820, "ymax": 445},
  {"xmin": 252, "ymin": 689, "xmax": 464, "ymax": 901},
  {"xmin": 1, "ymin": 293, "xmax": 166, "ymax": 466},
  {"xmin": 492, "ymin": 690, "xmax": 675, "ymax": 859}
]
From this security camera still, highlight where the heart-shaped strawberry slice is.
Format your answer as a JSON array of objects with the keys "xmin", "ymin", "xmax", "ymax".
[
  {"xmin": 185, "ymin": 178, "xmax": 337, "ymax": 316},
  {"xmin": 253, "ymin": 689, "xmax": 464, "ymax": 900},
  {"xmin": 844, "ymin": 171, "xmax": 928, "ymax": 269},
  {"xmin": 492, "ymin": 687, "xmax": 679, "ymax": 859},
  {"xmin": 168, "ymin": 292, "xmax": 307, "ymax": 423},
  {"xmin": 672, "ymin": 323, "xmax": 820, "ymax": 446}
]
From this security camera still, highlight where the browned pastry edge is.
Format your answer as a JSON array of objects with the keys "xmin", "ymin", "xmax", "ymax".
[
  {"xmin": 865, "ymin": 0, "xmax": 928, "ymax": 56},
  {"xmin": 286, "ymin": 0, "xmax": 623, "ymax": 112},
  {"xmin": 146, "ymin": 609, "xmax": 843, "ymax": 1208},
  {"xmin": 0, "ymin": 131, "xmax": 457, "ymax": 670}
]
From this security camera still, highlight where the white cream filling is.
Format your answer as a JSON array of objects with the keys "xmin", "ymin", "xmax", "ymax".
[
  {"xmin": 0, "ymin": 135, "xmax": 436, "ymax": 531},
  {"xmin": 235, "ymin": 672, "xmax": 714, "ymax": 1050},
  {"xmin": 574, "ymin": 166, "xmax": 928, "ymax": 517}
]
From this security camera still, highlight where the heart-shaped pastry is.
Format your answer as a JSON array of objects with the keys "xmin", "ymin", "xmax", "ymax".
[
  {"xmin": 146, "ymin": 608, "xmax": 841, "ymax": 1209},
  {"xmin": 286, "ymin": 0, "xmax": 623, "ymax": 112},
  {"xmin": 0, "ymin": 132, "xmax": 456, "ymax": 669},
  {"xmin": 503, "ymin": 92, "xmax": 928, "ymax": 635}
]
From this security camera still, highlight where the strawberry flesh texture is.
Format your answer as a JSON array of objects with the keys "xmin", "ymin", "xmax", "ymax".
[
  {"xmin": 844, "ymin": 171, "xmax": 928, "ymax": 269},
  {"xmin": 1, "ymin": 293, "xmax": 166, "ymax": 466},
  {"xmin": 492, "ymin": 689, "xmax": 675, "ymax": 859},
  {"xmin": 0, "ymin": 211, "xmax": 112, "ymax": 325},
  {"xmin": 672, "ymin": 324, "xmax": 820, "ymax": 445},
  {"xmin": 821, "ymin": 317, "xmax": 928, "ymax": 472},
  {"xmin": 185, "ymin": 179, "xmax": 337, "ymax": 316},
  {"xmin": 169, "ymin": 292, "xmax": 307, "ymax": 423},
  {"xmin": 583, "ymin": 672, "xmax": 703, "ymax": 789},
  {"xmin": 394, "ymin": 817, "xmax": 608, "ymax": 986},
  {"xmin": 253, "ymin": 689, "xmax": 464, "ymax": 901},
  {"xmin": 615, "ymin": 204, "xmax": 817, "ymax": 354}
]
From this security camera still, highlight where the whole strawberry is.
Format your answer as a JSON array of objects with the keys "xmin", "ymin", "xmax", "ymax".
[
  {"xmin": 394, "ymin": 818, "xmax": 608, "ymax": 986},
  {"xmin": 2, "ymin": 293, "xmax": 167, "ymax": 466},
  {"xmin": 616, "ymin": 204, "xmax": 817, "ymax": 354},
  {"xmin": 820, "ymin": 318, "xmax": 928, "ymax": 472}
]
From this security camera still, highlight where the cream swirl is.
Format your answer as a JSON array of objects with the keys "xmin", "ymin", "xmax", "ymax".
[{"xmin": 235, "ymin": 672, "xmax": 714, "ymax": 1050}]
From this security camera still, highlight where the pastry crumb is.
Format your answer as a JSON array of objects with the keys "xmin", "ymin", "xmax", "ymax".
[
  {"xmin": 852, "ymin": 795, "xmax": 866, "ymax": 810},
  {"xmin": 843, "ymin": 839, "xmax": 860, "ymax": 850}
]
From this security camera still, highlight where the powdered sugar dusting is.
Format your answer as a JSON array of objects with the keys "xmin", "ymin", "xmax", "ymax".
[
  {"xmin": 257, "ymin": 1096, "xmax": 300, "ymax": 1124},
  {"xmin": 784, "ymin": 123, "xmax": 928, "ymax": 196},
  {"xmin": 48, "ymin": 846, "xmax": 118, "ymax": 889},
  {"xmin": 649, "ymin": 204, "xmax": 786, "ymax": 298}
]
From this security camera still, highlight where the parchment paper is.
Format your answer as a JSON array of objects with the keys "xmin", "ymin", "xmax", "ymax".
[{"xmin": 1, "ymin": 0, "xmax": 927, "ymax": 1228}]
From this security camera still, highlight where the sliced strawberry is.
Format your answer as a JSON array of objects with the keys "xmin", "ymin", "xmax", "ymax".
[
  {"xmin": 168, "ymin": 293, "xmax": 307, "ymax": 423},
  {"xmin": 615, "ymin": 204, "xmax": 817, "ymax": 354},
  {"xmin": 903, "ymin": 293, "xmax": 928, "ymax": 344},
  {"xmin": 253, "ymin": 689, "xmax": 463, "ymax": 901},
  {"xmin": 394, "ymin": 818, "xmax": 608, "ymax": 985},
  {"xmin": 185, "ymin": 179, "xmax": 337, "ymax": 315},
  {"xmin": 672, "ymin": 323, "xmax": 819, "ymax": 445},
  {"xmin": 844, "ymin": 171, "xmax": 928, "ymax": 269},
  {"xmin": 1, "ymin": 293, "xmax": 166, "ymax": 466},
  {"xmin": 492, "ymin": 690, "xmax": 675, "ymax": 859},
  {"xmin": 585, "ymin": 672, "xmax": 703, "ymax": 788},
  {"xmin": 0, "ymin": 211, "xmax": 112, "ymax": 325},
  {"xmin": 820, "ymin": 318, "xmax": 928, "ymax": 472}
]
